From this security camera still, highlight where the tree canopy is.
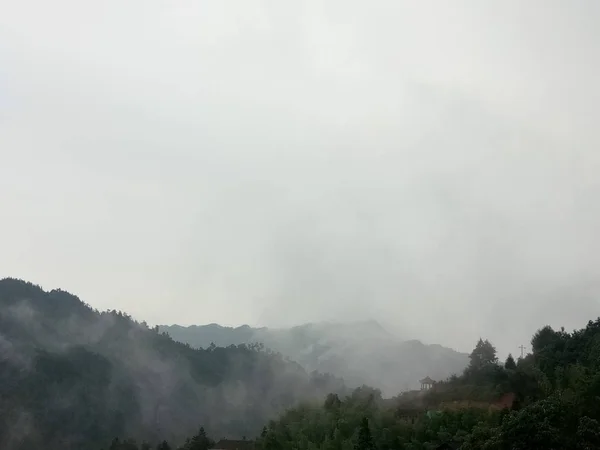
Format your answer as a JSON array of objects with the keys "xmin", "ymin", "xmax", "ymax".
[
  {"xmin": 468, "ymin": 338, "xmax": 498, "ymax": 370},
  {"xmin": 0, "ymin": 278, "xmax": 346, "ymax": 450},
  {"xmin": 3, "ymin": 278, "xmax": 600, "ymax": 450}
]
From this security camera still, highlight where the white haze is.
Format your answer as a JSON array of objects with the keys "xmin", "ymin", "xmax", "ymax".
[{"xmin": 1, "ymin": 0, "xmax": 599, "ymax": 357}]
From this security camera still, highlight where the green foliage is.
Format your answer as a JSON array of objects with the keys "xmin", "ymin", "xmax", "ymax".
[
  {"xmin": 3, "ymin": 278, "xmax": 600, "ymax": 450},
  {"xmin": 504, "ymin": 353, "xmax": 517, "ymax": 370},
  {"xmin": 162, "ymin": 321, "xmax": 470, "ymax": 396},
  {"xmin": 0, "ymin": 278, "xmax": 346, "ymax": 450},
  {"xmin": 181, "ymin": 427, "xmax": 213, "ymax": 450},
  {"xmin": 254, "ymin": 317, "xmax": 600, "ymax": 450},
  {"xmin": 354, "ymin": 417, "xmax": 374, "ymax": 450},
  {"xmin": 468, "ymin": 338, "xmax": 498, "ymax": 371}
]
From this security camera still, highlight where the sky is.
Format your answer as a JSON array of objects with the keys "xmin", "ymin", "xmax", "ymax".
[{"xmin": 1, "ymin": 0, "xmax": 599, "ymax": 356}]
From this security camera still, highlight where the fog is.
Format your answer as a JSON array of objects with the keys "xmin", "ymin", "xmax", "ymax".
[
  {"xmin": 1, "ymin": 0, "xmax": 599, "ymax": 357},
  {"xmin": 0, "ymin": 279, "xmax": 343, "ymax": 447}
]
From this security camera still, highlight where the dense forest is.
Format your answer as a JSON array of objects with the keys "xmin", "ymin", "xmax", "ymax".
[
  {"xmin": 2, "ymin": 278, "xmax": 600, "ymax": 449},
  {"xmin": 112, "ymin": 317, "xmax": 600, "ymax": 449},
  {"xmin": 161, "ymin": 321, "xmax": 468, "ymax": 395},
  {"xmin": 0, "ymin": 279, "xmax": 346, "ymax": 450},
  {"xmin": 250, "ymin": 320, "xmax": 600, "ymax": 449}
]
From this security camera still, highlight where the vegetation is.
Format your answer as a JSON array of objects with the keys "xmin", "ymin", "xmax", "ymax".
[
  {"xmin": 161, "ymin": 322, "xmax": 469, "ymax": 395},
  {"xmin": 250, "ymin": 318, "xmax": 600, "ymax": 449},
  {"xmin": 92, "ymin": 316, "xmax": 600, "ymax": 450},
  {"xmin": 2, "ymin": 277, "xmax": 600, "ymax": 449},
  {"xmin": 0, "ymin": 278, "xmax": 346, "ymax": 450}
]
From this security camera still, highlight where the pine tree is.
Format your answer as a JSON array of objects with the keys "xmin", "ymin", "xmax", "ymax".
[
  {"xmin": 469, "ymin": 338, "xmax": 498, "ymax": 370},
  {"xmin": 187, "ymin": 427, "xmax": 212, "ymax": 450},
  {"xmin": 505, "ymin": 353, "xmax": 517, "ymax": 370}
]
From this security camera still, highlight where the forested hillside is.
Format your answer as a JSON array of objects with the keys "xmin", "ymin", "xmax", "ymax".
[
  {"xmin": 0, "ymin": 278, "xmax": 346, "ymax": 450},
  {"xmin": 161, "ymin": 321, "xmax": 468, "ymax": 395},
  {"xmin": 3, "ymin": 277, "xmax": 600, "ymax": 449},
  {"xmin": 99, "ymin": 315, "xmax": 600, "ymax": 449},
  {"xmin": 251, "ymin": 318, "xmax": 600, "ymax": 449}
]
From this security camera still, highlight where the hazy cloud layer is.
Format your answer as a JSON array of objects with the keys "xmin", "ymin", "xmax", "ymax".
[{"xmin": 1, "ymin": 0, "xmax": 599, "ymax": 356}]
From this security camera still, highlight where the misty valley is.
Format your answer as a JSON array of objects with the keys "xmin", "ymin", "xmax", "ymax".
[
  {"xmin": 160, "ymin": 321, "xmax": 469, "ymax": 397},
  {"xmin": 2, "ymin": 278, "xmax": 600, "ymax": 449},
  {"xmin": 3, "ymin": 0, "xmax": 600, "ymax": 448}
]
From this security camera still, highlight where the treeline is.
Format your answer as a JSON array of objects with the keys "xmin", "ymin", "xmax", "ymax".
[
  {"xmin": 3, "ymin": 277, "xmax": 600, "ymax": 449},
  {"xmin": 252, "ymin": 318, "xmax": 600, "ymax": 449},
  {"xmin": 161, "ymin": 321, "xmax": 470, "ymax": 396},
  {"xmin": 102, "ymin": 427, "xmax": 213, "ymax": 450},
  {"xmin": 105, "ymin": 317, "xmax": 600, "ymax": 449},
  {"xmin": 0, "ymin": 278, "xmax": 346, "ymax": 450}
]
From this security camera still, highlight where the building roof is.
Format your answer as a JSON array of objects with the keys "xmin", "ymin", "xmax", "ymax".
[
  {"xmin": 211, "ymin": 439, "xmax": 254, "ymax": 450},
  {"xmin": 419, "ymin": 376, "xmax": 436, "ymax": 384}
]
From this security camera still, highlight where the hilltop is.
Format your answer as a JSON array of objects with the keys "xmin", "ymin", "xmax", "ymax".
[
  {"xmin": 251, "ymin": 316, "xmax": 600, "ymax": 449},
  {"xmin": 4, "ymin": 277, "xmax": 600, "ymax": 450},
  {"xmin": 161, "ymin": 320, "xmax": 469, "ymax": 396},
  {"xmin": 0, "ymin": 278, "xmax": 346, "ymax": 450}
]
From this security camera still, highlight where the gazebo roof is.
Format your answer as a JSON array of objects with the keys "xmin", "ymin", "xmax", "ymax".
[{"xmin": 419, "ymin": 376, "xmax": 436, "ymax": 384}]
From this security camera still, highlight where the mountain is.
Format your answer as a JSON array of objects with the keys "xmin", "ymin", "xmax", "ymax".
[
  {"xmin": 161, "ymin": 320, "xmax": 469, "ymax": 396},
  {"xmin": 253, "ymin": 318, "xmax": 600, "ymax": 450},
  {"xmin": 0, "ymin": 279, "xmax": 346, "ymax": 450}
]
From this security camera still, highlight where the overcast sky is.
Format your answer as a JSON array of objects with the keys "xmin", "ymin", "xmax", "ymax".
[{"xmin": 1, "ymin": 0, "xmax": 599, "ymax": 355}]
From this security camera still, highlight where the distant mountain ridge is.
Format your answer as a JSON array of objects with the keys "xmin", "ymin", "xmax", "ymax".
[{"xmin": 161, "ymin": 320, "xmax": 469, "ymax": 396}]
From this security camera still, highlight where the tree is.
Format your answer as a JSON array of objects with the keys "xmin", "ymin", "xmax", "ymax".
[
  {"xmin": 0, "ymin": 278, "xmax": 348, "ymax": 450},
  {"xmin": 262, "ymin": 430, "xmax": 283, "ymax": 450},
  {"xmin": 355, "ymin": 417, "xmax": 374, "ymax": 450},
  {"xmin": 531, "ymin": 325, "xmax": 571, "ymax": 382},
  {"xmin": 186, "ymin": 427, "xmax": 212, "ymax": 450},
  {"xmin": 469, "ymin": 338, "xmax": 498, "ymax": 370},
  {"xmin": 324, "ymin": 393, "xmax": 342, "ymax": 411},
  {"xmin": 505, "ymin": 353, "xmax": 517, "ymax": 370},
  {"xmin": 156, "ymin": 441, "xmax": 171, "ymax": 450},
  {"xmin": 577, "ymin": 416, "xmax": 600, "ymax": 450}
]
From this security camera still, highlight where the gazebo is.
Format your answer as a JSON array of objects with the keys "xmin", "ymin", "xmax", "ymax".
[{"xmin": 419, "ymin": 376, "xmax": 436, "ymax": 390}]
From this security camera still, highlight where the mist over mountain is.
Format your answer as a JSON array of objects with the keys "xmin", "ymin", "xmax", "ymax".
[
  {"xmin": 161, "ymin": 321, "xmax": 468, "ymax": 396},
  {"xmin": 3, "ymin": 277, "xmax": 600, "ymax": 449},
  {"xmin": 0, "ymin": 279, "xmax": 346, "ymax": 449}
]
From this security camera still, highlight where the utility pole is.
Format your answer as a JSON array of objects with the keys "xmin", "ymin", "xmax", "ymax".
[{"xmin": 518, "ymin": 345, "xmax": 526, "ymax": 358}]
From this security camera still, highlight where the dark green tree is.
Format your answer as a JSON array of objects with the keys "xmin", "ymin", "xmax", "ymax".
[
  {"xmin": 505, "ymin": 353, "xmax": 517, "ymax": 370},
  {"xmin": 576, "ymin": 416, "xmax": 600, "ymax": 450},
  {"xmin": 262, "ymin": 430, "xmax": 283, "ymax": 450},
  {"xmin": 109, "ymin": 438, "xmax": 121, "ymax": 450},
  {"xmin": 186, "ymin": 427, "xmax": 212, "ymax": 450},
  {"xmin": 324, "ymin": 393, "xmax": 342, "ymax": 411},
  {"xmin": 156, "ymin": 441, "xmax": 171, "ymax": 450},
  {"xmin": 469, "ymin": 338, "xmax": 498, "ymax": 370},
  {"xmin": 355, "ymin": 417, "xmax": 374, "ymax": 450}
]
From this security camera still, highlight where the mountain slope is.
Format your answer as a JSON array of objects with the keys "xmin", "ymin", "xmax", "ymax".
[
  {"xmin": 254, "ymin": 317, "xmax": 600, "ymax": 450},
  {"xmin": 161, "ymin": 321, "xmax": 468, "ymax": 396},
  {"xmin": 0, "ymin": 279, "xmax": 346, "ymax": 450}
]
